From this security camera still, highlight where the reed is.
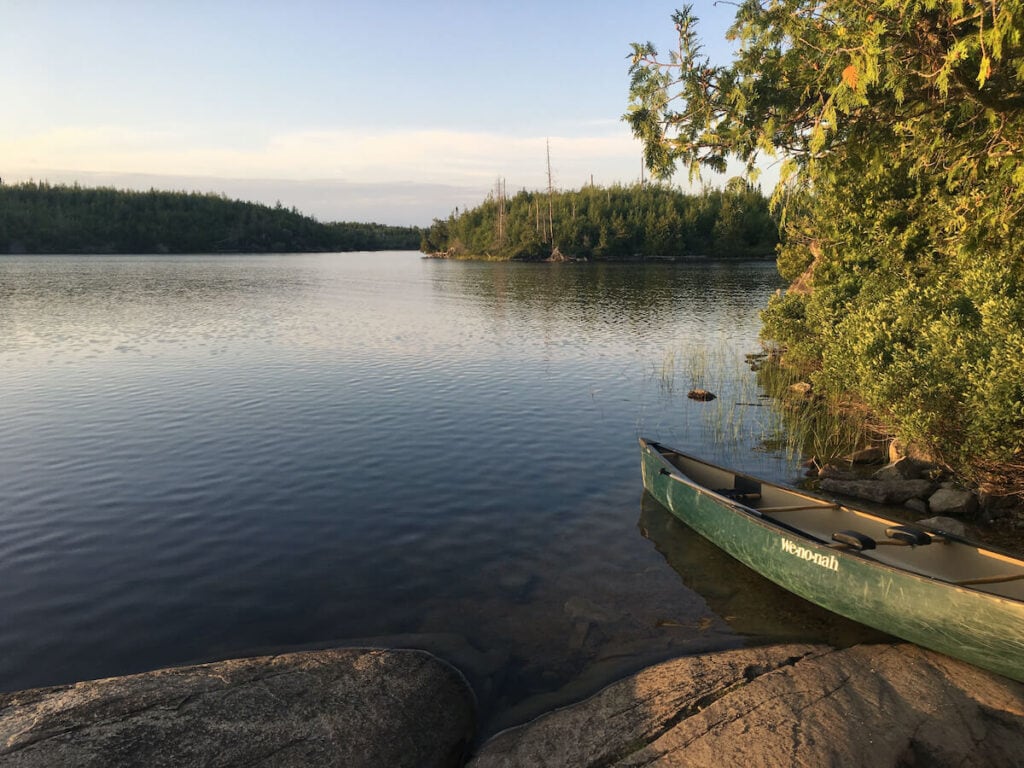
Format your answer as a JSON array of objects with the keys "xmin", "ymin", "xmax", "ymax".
[{"xmin": 659, "ymin": 343, "xmax": 878, "ymax": 465}]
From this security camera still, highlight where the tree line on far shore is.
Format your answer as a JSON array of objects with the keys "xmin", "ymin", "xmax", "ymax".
[
  {"xmin": 0, "ymin": 182, "xmax": 422, "ymax": 254},
  {"xmin": 419, "ymin": 180, "xmax": 779, "ymax": 261}
]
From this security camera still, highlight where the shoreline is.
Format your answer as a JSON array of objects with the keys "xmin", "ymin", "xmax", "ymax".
[{"xmin": 4, "ymin": 642, "xmax": 1023, "ymax": 766}]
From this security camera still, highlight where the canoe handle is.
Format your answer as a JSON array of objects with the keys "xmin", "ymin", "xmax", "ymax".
[
  {"xmin": 885, "ymin": 525, "xmax": 932, "ymax": 547},
  {"xmin": 831, "ymin": 530, "xmax": 876, "ymax": 551}
]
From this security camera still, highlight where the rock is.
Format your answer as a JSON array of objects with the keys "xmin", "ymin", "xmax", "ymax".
[
  {"xmin": 872, "ymin": 457, "xmax": 924, "ymax": 482},
  {"xmin": 468, "ymin": 644, "xmax": 1024, "ymax": 768},
  {"xmin": 687, "ymin": 389, "xmax": 716, "ymax": 401},
  {"xmin": 819, "ymin": 477, "xmax": 935, "ymax": 504},
  {"xmin": 788, "ymin": 381, "xmax": 813, "ymax": 397},
  {"xmin": 887, "ymin": 439, "xmax": 937, "ymax": 464},
  {"xmin": 928, "ymin": 488, "xmax": 979, "ymax": 517},
  {"xmin": 847, "ymin": 446, "xmax": 887, "ymax": 464},
  {"xmin": 817, "ymin": 464, "xmax": 861, "ymax": 481},
  {"xmin": 0, "ymin": 648, "xmax": 475, "ymax": 768},
  {"xmin": 916, "ymin": 516, "xmax": 968, "ymax": 537},
  {"xmin": 904, "ymin": 497, "xmax": 929, "ymax": 515}
]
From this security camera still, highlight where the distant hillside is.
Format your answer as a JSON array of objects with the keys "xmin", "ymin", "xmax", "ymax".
[
  {"xmin": 420, "ymin": 180, "xmax": 779, "ymax": 261},
  {"xmin": 0, "ymin": 182, "xmax": 421, "ymax": 254}
]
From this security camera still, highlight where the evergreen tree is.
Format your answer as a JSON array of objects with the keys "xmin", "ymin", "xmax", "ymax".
[
  {"xmin": 420, "ymin": 182, "xmax": 778, "ymax": 262},
  {"xmin": 0, "ymin": 182, "xmax": 422, "ymax": 254}
]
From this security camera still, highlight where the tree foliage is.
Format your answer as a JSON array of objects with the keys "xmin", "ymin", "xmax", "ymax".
[
  {"xmin": 0, "ymin": 182, "xmax": 422, "ymax": 253},
  {"xmin": 420, "ymin": 182, "xmax": 778, "ymax": 261},
  {"xmin": 627, "ymin": 3, "xmax": 1024, "ymax": 492}
]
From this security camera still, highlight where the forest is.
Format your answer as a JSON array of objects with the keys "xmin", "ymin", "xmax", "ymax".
[
  {"xmin": 419, "ymin": 180, "xmax": 778, "ymax": 261},
  {"xmin": 0, "ymin": 182, "xmax": 421, "ymax": 254}
]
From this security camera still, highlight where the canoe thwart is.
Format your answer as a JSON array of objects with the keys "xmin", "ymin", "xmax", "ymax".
[
  {"xmin": 832, "ymin": 530, "xmax": 877, "ymax": 551},
  {"xmin": 713, "ymin": 488, "xmax": 762, "ymax": 503},
  {"xmin": 886, "ymin": 525, "xmax": 932, "ymax": 547}
]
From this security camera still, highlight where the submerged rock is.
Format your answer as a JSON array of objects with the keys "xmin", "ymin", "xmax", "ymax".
[
  {"xmin": 468, "ymin": 643, "xmax": 1024, "ymax": 768},
  {"xmin": 0, "ymin": 648, "xmax": 475, "ymax": 768},
  {"xmin": 687, "ymin": 389, "xmax": 717, "ymax": 401}
]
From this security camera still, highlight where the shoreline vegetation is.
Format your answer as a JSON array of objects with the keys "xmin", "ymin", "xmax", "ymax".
[
  {"xmin": 0, "ymin": 181, "xmax": 422, "ymax": 254},
  {"xmin": 419, "ymin": 180, "xmax": 778, "ymax": 262},
  {"xmin": 627, "ymin": 4, "xmax": 1024, "ymax": 503}
]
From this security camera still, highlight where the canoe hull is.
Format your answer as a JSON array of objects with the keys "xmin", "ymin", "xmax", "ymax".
[{"xmin": 641, "ymin": 440, "xmax": 1024, "ymax": 682}]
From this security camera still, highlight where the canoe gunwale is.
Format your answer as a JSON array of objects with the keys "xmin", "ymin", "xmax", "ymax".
[
  {"xmin": 649, "ymin": 449, "xmax": 917, "ymax": 574},
  {"xmin": 640, "ymin": 437, "xmax": 1024, "ymax": 682},
  {"xmin": 640, "ymin": 437, "xmax": 1024, "ymax": 605}
]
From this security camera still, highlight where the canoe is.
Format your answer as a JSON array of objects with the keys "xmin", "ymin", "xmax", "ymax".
[{"xmin": 640, "ymin": 437, "xmax": 1024, "ymax": 681}]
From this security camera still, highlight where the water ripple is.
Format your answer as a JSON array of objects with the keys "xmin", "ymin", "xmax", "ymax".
[{"xmin": 0, "ymin": 253, "xmax": 842, "ymax": 733}]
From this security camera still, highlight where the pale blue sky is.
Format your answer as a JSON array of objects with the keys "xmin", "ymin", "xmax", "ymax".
[{"xmin": 2, "ymin": 1, "xmax": 741, "ymax": 224}]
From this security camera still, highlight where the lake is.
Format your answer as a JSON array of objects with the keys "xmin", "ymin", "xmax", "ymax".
[{"xmin": 0, "ymin": 252, "xmax": 879, "ymax": 734}]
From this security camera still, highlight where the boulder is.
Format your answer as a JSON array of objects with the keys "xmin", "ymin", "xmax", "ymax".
[
  {"xmin": 929, "ymin": 487, "xmax": 980, "ymax": 517},
  {"xmin": 0, "ymin": 648, "xmax": 475, "ymax": 768},
  {"xmin": 819, "ymin": 477, "xmax": 935, "ymax": 504},
  {"xmin": 847, "ymin": 446, "xmax": 887, "ymax": 464},
  {"xmin": 872, "ymin": 457, "xmax": 924, "ymax": 482},
  {"xmin": 887, "ymin": 439, "xmax": 937, "ymax": 465},
  {"xmin": 468, "ymin": 644, "xmax": 1024, "ymax": 768}
]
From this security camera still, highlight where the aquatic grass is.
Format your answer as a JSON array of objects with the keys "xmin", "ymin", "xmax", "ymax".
[
  {"xmin": 659, "ymin": 348, "xmax": 678, "ymax": 396},
  {"xmin": 658, "ymin": 342, "xmax": 879, "ymax": 466},
  {"xmin": 750, "ymin": 352, "xmax": 883, "ymax": 465}
]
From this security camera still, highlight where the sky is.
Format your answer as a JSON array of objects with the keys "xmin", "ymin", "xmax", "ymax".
[{"xmin": 2, "ymin": 1, "xmax": 744, "ymax": 225}]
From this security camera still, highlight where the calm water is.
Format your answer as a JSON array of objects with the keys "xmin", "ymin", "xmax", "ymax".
[{"xmin": 0, "ymin": 252, "xmax": 878, "ymax": 733}]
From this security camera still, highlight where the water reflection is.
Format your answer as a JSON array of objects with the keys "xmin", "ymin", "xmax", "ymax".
[
  {"xmin": 428, "ymin": 260, "xmax": 782, "ymax": 335},
  {"xmin": 638, "ymin": 493, "xmax": 889, "ymax": 647}
]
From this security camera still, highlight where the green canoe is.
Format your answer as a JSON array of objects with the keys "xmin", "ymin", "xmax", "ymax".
[{"xmin": 640, "ymin": 437, "xmax": 1024, "ymax": 682}]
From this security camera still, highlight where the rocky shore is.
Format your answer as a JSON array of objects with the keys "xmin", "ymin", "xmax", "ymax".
[
  {"xmin": 470, "ymin": 643, "xmax": 1024, "ymax": 767},
  {"xmin": 3, "ymin": 642, "xmax": 1023, "ymax": 767},
  {"xmin": 800, "ymin": 446, "xmax": 1024, "ymax": 549},
  {"xmin": 0, "ymin": 648, "xmax": 475, "ymax": 767},
  {"xmin": 776, "ymin": 377, "xmax": 1024, "ymax": 532}
]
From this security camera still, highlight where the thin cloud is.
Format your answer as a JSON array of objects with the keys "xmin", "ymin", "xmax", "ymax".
[{"xmin": 3, "ymin": 126, "xmax": 644, "ymax": 189}]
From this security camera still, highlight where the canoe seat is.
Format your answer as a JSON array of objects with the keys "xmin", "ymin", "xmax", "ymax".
[
  {"xmin": 832, "ymin": 530, "xmax": 876, "ymax": 551},
  {"xmin": 886, "ymin": 525, "xmax": 932, "ymax": 546}
]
